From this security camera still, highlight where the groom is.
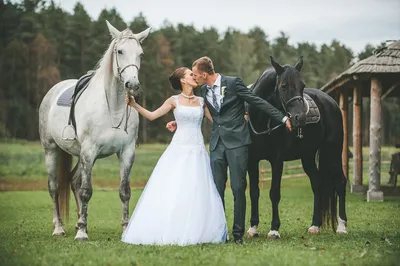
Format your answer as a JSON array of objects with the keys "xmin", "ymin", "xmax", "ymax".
[{"xmin": 168, "ymin": 57, "xmax": 291, "ymax": 244}]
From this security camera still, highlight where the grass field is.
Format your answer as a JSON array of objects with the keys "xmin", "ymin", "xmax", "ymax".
[
  {"xmin": 0, "ymin": 140, "xmax": 397, "ymax": 190},
  {"xmin": 1, "ymin": 179, "xmax": 399, "ymax": 266},
  {"xmin": 0, "ymin": 140, "xmax": 400, "ymax": 265}
]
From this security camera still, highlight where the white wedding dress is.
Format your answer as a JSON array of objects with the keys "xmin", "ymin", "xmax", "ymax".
[{"xmin": 121, "ymin": 96, "xmax": 227, "ymax": 246}]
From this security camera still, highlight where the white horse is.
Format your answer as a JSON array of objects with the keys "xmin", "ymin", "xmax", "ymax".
[{"xmin": 38, "ymin": 21, "xmax": 150, "ymax": 241}]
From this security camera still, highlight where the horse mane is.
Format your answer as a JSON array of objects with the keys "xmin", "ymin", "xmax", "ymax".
[
  {"xmin": 251, "ymin": 68, "xmax": 277, "ymax": 99},
  {"xmin": 88, "ymin": 29, "xmax": 136, "ymax": 89}
]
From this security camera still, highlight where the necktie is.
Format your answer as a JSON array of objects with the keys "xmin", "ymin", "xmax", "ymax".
[{"xmin": 210, "ymin": 85, "xmax": 219, "ymax": 112}]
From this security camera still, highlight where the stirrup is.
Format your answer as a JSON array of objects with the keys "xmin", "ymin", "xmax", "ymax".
[{"xmin": 62, "ymin": 125, "xmax": 76, "ymax": 141}]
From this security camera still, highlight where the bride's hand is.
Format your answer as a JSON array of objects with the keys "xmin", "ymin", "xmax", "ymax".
[
  {"xmin": 166, "ymin": 121, "xmax": 177, "ymax": 132},
  {"xmin": 125, "ymin": 95, "xmax": 136, "ymax": 106}
]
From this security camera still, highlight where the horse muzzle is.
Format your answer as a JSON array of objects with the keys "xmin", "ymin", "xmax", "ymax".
[{"xmin": 126, "ymin": 81, "xmax": 141, "ymax": 96}]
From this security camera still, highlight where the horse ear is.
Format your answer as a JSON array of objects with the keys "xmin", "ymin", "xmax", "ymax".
[
  {"xmin": 106, "ymin": 20, "xmax": 121, "ymax": 39},
  {"xmin": 135, "ymin": 27, "xmax": 151, "ymax": 43},
  {"xmin": 270, "ymin": 56, "xmax": 284, "ymax": 75},
  {"xmin": 294, "ymin": 56, "xmax": 303, "ymax": 71}
]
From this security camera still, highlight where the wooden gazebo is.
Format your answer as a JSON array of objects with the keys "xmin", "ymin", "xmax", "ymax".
[{"xmin": 321, "ymin": 40, "xmax": 400, "ymax": 202}]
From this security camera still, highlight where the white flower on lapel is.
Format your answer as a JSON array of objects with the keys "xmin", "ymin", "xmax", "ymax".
[
  {"xmin": 221, "ymin": 86, "xmax": 227, "ymax": 97},
  {"xmin": 220, "ymin": 86, "xmax": 227, "ymax": 105}
]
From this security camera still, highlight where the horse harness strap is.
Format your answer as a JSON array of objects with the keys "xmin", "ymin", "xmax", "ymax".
[{"xmin": 67, "ymin": 72, "xmax": 95, "ymax": 135}]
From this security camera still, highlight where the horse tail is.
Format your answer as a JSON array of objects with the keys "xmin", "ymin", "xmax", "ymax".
[
  {"xmin": 318, "ymin": 143, "xmax": 338, "ymax": 232},
  {"xmin": 58, "ymin": 149, "xmax": 73, "ymax": 222}
]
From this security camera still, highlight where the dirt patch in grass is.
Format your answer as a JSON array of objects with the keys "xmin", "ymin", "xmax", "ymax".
[{"xmin": 0, "ymin": 178, "xmax": 147, "ymax": 191}]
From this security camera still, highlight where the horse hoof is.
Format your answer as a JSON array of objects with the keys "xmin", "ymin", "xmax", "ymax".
[
  {"xmin": 247, "ymin": 226, "xmax": 259, "ymax": 238},
  {"xmin": 267, "ymin": 230, "xmax": 280, "ymax": 239},
  {"xmin": 52, "ymin": 232, "xmax": 66, "ymax": 237},
  {"xmin": 52, "ymin": 227, "xmax": 66, "ymax": 237},
  {"xmin": 74, "ymin": 230, "xmax": 88, "ymax": 241},
  {"xmin": 337, "ymin": 218, "xmax": 347, "ymax": 234},
  {"xmin": 308, "ymin": 226, "xmax": 320, "ymax": 235}
]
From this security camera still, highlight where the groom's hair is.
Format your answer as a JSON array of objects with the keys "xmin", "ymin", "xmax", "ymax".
[{"xmin": 192, "ymin": 56, "xmax": 215, "ymax": 75}]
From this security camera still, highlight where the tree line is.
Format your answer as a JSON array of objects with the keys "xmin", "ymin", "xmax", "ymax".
[{"xmin": 1, "ymin": 0, "xmax": 398, "ymax": 145}]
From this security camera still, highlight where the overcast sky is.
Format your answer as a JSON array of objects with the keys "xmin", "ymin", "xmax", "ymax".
[{"xmin": 56, "ymin": 0, "xmax": 400, "ymax": 53}]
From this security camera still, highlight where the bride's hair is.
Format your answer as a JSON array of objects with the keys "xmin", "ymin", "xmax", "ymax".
[{"xmin": 169, "ymin": 67, "xmax": 189, "ymax": 91}]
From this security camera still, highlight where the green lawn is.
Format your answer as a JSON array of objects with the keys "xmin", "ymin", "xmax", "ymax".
[
  {"xmin": 0, "ymin": 178, "xmax": 399, "ymax": 266},
  {"xmin": 1, "ymin": 140, "xmax": 400, "ymax": 265},
  {"xmin": 1, "ymin": 140, "xmax": 397, "ymax": 189}
]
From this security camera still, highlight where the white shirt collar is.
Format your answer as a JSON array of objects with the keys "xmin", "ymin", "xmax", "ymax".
[{"xmin": 211, "ymin": 74, "xmax": 221, "ymax": 88}]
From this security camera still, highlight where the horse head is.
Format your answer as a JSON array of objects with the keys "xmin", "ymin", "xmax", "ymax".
[
  {"xmin": 106, "ymin": 20, "xmax": 151, "ymax": 96},
  {"xmin": 270, "ymin": 56, "xmax": 307, "ymax": 129}
]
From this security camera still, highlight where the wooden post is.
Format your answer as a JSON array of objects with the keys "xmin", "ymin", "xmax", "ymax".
[
  {"xmin": 367, "ymin": 77, "xmax": 384, "ymax": 202},
  {"xmin": 339, "ymin": 90, "xmax": 349, "ymax": 179},
  {"xmin": 351, "ymin": 86, "xmax": 364, "ymax": 194}
]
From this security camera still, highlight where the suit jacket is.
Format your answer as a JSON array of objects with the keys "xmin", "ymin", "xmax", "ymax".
[{"xmin": 202, "ymin": 75, "xmax": 285, "ymax": 151}]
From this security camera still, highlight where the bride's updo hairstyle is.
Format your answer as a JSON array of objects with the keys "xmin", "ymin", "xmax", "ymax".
[{"xmin": 169, "ymin": 67, "xmax": 189, "ymax": 91}]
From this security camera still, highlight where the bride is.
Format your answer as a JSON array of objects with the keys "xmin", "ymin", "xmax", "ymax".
[{"xmin": 121, "ymin": 67, "xmax": 228, "ymax": 245}]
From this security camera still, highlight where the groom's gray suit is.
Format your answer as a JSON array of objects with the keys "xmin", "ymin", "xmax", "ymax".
[{"xmin": 201, "ymin": 74, "xmax": 286, "ymax": 241}]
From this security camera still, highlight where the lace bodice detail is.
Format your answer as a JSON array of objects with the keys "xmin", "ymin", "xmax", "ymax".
[{"xmin": 170, "ymin": 95, "xmax": 204, "ymax": 147}]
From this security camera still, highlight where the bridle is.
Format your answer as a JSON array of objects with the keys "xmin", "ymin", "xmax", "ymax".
[
  {"xmin": 274, "ymin": 75, "xmax": 304, "ymax": 119},
  {"xmin": 113, "ymin": 37, "xmax": 140, "ymax": 83},
  {"xmin": 247, "ymin": 73, "xmax": 305, "ymax": 138},
  {"xmin": 106, "ymin": 36, "xmax": 141, "ymax": 134}
]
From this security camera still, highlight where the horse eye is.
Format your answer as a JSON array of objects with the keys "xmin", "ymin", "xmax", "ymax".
[{"xmin": 117, "ymin": 50, "xmax": 123, "ymax": 55}]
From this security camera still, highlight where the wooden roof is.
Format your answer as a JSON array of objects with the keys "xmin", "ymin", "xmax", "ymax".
[{"xmin": 321, "ymin": 41, "xmax": 400, "ymax": 95}]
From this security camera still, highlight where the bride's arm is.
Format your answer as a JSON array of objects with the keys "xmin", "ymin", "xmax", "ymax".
[
  {"xmin": 126, "ymin": 96, "xmax": 174, "ymax": 121},
  {"xmin": 204, "ymin": 105, "xmax": 213, "ymax": 123}
]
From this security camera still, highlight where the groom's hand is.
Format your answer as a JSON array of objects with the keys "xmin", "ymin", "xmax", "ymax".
[
  {"xmin": 285, "ymin": 119, "xmax": 292, "ymax": 132},
  {"xmin": 166, "ymin": 121, "xmax": 177, "ymax": 132}
]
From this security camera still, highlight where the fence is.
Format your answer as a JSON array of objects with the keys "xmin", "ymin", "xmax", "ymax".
[{"xmin": 259, "ymin": 160, "xmax": 391, "ymax": 188}]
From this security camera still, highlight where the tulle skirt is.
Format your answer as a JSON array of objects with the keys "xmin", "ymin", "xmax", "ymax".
[{"xmin": 121, "ymin": 143, "xmax": 227, "ymax": 246}]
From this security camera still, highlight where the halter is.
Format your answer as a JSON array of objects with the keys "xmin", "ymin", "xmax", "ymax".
[
  {"xmin": 274, "ymin": 75, "xmax": 304, "ymax": 118},
  {"xmin": 105, "ymin": 35, "xmax": 141, "ymax": 134},
  {"xmin": 275, "ymin": 75, "xmax": 305, "ymax": 138},
  {"xmin": 247, "ymin": 73, "xmax": 304, "ymax": 138},
  {"xmin": 113, "ymin": 36, "xmax": 140, "ymax": 83}
]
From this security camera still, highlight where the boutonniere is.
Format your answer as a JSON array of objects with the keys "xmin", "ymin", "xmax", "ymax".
[{"xmin": 220, "ymin": 86, "xmax": 227, "ymax": 97}]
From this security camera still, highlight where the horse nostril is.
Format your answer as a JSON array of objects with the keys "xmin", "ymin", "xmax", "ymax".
[
  {"xmin": 125, "ymin": 81, "xmax": 131, "ymax": 88},
  {"xmin": 295, "ymin": 115, "xmax": 300, "ymax": 122}
]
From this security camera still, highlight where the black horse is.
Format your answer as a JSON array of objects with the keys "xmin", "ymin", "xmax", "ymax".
[{"xmin": 246, "ymin": 56, "xmax": 348, "ymax": 239}]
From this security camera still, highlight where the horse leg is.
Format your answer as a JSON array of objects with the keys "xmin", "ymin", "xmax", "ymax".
[
  {"xmin": 267, "ymin": 160, "xmax": 283, "ymax": 239},
  {"xmin": 44, "ymin": 146, "xmax": 65, "ymax": 236},
  {"xmin": 117, "ymin": 148, "xmax": 135, "ymax": 231},
  {"xmin": 302, "ymin": 156, "xmax": 322, "ymax": 234},
  {"xmin": 335, "ymin": 165, "xmax": 348, "ymax": 234},
  {"xmin": 71, "ymin": 158, "xmax": 82, "ymax": 232},
  {"xmin": 247, "ymin": 158, "xmax": 260, "ymax": 238},
  {"xmin": 75, "ymin": 147, "xmax": 96, "ymax": 241}
]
